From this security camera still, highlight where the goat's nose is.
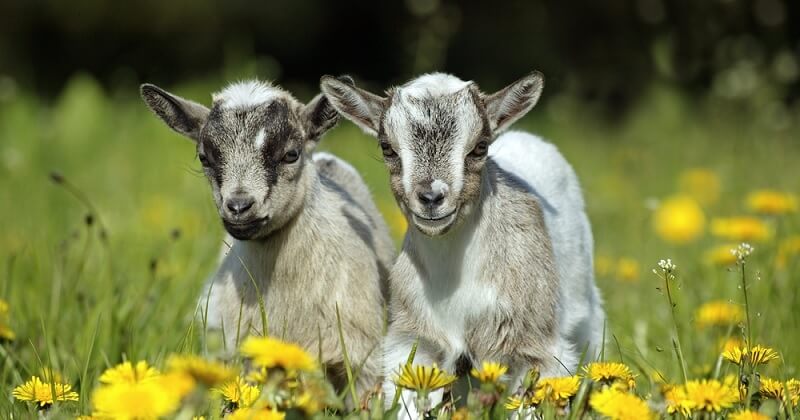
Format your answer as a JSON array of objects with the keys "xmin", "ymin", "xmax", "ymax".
[
  {"xmin": 226, "ymin": 196, "xmax": 255, "ymax": 216},
  {"xmin": 417, "ymin": 190, "xmax": 445, "ymax": 207}
]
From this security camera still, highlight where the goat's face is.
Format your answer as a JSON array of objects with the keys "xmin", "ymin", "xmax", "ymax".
[
  {"xmin": 141, "ymin": 81, "xmax": 340, "ymax": 240},
  {"xmin": 321, "ymin": 72, "xmax": 544, "ymax": 236}
]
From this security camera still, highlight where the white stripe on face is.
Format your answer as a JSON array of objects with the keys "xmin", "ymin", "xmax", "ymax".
[
  {"xmin": 430, "ymin": 179, "xmax": 449, "ymax": 196},
  {"xmin": 254, "ymin": 128, "xmax": 266, "ymax": 149},
  {"xmin": 385, "ymin": 99, "xmax": 422, "ymax": 197}
]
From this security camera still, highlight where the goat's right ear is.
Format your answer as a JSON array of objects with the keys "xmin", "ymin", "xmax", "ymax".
[
  {"xmin": 319, "ymin": 75, "xmax": 386, "ymax": 137},
  {"xmin": 140, "ymin": 83, "xmax": 210, "ymax": 142}
]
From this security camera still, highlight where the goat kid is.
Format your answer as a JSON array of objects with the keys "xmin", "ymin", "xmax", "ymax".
[
  {"xmin": 321, "ymin": 72, "xmax": 605, "ymax": 413},
  {"xmin": 140, "ymin": 79, "xmax": 395, "ymax": 396}
]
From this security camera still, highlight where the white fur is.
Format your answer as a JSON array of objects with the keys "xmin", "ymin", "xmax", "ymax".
[
  {"xmin": 214, "ymin": 81, "xmax": 280, "ymax": 109},
  {"xmin": 430, "ymin": 179, "xmax": 449, "ymax": 196},
  {"xmin": 401, "ymin": 73, "xmax": 472, "ymax": 98},
  {"xmin": 490, "ymin": 131, "xmax": 605, "ymax": 356},
  {"xmin": 386, "ymin": 80, "xmax": 482, "ymax": 201},
  {"xmin": 254, "ymin": 128, "xmax": 266, "ymax": 149}
]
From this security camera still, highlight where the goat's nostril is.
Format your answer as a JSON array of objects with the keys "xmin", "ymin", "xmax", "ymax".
[
  {"xmin": 226, "ymin": 196, "xmax": 255, "ymax": 215},
  {"xmin": 417, "ymin": 190, "xmax": 445, "ymax": 207}
]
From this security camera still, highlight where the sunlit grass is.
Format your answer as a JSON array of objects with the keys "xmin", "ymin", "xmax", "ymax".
[{"xmin": 0, "ymin": 74, "xmax": 799, "ymax": 418}]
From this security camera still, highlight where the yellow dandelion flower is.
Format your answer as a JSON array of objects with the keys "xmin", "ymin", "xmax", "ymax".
[
  {"xmin": 759, "ymin": 377, "xmax": 785, "ymax": 400},
  {"xmin": 662, "ymin": 384, "xmax": 694, "ymax": 416},
  {"xmin": 293, "ymin": 391, "xmax": 325, "ymax": 415},
  {"xmin": 38, "ymin": 368, "xmax": 66, "ymax": 384},
  {"xmin": 99, "ymin": 360, "xmax": 160, "ymax": 385},
  {"xmin": 704, "ymin": 244, "xmax": 739, "ymax": 266},
  {"xmin": 394, "ymin": 364, "xmax": 456, "ymax": 393},
  {"xmin": 504, "ymin": 395, "xmax": 526, "ymax": 410},
  {"xmin": 730, "ymin": 409, "xmax": 769, "ymax": 420},
  {"xmin": 530, "ymin": 376, "xmax": 581, "ymax": 406},
  {"xmin": 0, "ymin": 324, "xmax": 14, "ymax": 341},
  {"xmin": 246, "ymin": 366, "xmax": 270, "ymax": 384},
  {"xmin": 787, "ymin": 378, "xmax": 800, "ymax": 406},
  {"xmin": 746, "ymin": 190, "xmax": 797, "ymax": 215},
  {"xmin": 12, "ymin": 376, "xmax": 79, "ymax": 407},
  {"xmin": 589, "ymin": 388, "xmax": 654, "ymax": 420},
  {"xmin": 721, "ymin": 337, "xmax": 745, "ymax": 353},
  {"xmin": 683, "ymin": 379, "xmax": 738, "ymax": 412},
  {"xmin": 583, "ymin": 362, "xmax": 636, "ymax": 390},
  {"xmin": 240, "ymin": 336, "xmax": 318, "ymax": 372},
  {"xmin": 653, "ymin": 195, "xmax": 705, "ymax": 244},
  {"xmin": 678, "ymin": 168, "xmax": 720, "ymax": 206},
  {"xmin": 711, "ymin": 217, "xmax": 771, "ymax": 242},
  {"xmin": 0, "ymin": 298, "xmax": 15, "ymax": 341},
  {"xmin": 595, "ymin": 255, "xmax": 614, "ymax": 277},
  {"xmin": 722, "ymin": 344, "xmax": 780, "ymax": 366},
  {"xmin": 92, "ymin": 381, "xmax": 181, "ymax": 419},
  {"xmin": 615, "ymin": 258, "xmax": 640, "ymax": 283},
  {"xmin": 214, "ymin": 377, "xmax": 261, "ymax": 408},
  {"xmin": 166, "ymin": 354, "xmax": 235, "ymax": 386},
  {"xmin": 157, "ymin": 371, "xmax": 197, "ymax": 400},
  {"xmin": 451, "ymin": 407, "xmax": 470, "ymax": 420},
  {"xmin": 470, "ymin": 361, "xmax": 508, "ymax": 384},
  {"xmin": 228, "ymin": 408, "xmax": 286, "ymax": 420},
  {"xmin": 776, "ymin": 236, "xmax": 800, "ymax": 269},
  {"xmin": 695, "ymin": 300, "xmax": 743, "ymax": 329}
]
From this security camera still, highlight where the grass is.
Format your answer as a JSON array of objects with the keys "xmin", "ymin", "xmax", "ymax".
[{"xmin": 0, "ymin": 73, "xmax": 799, "ymax": 418}]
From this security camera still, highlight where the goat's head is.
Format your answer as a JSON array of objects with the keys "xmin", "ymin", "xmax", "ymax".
[
  {"xmin": 321, "ymin": 72, "xmax": 543, "ymax": 236},
  {"xmin": 140, "ymin": 80, "xmax": 341, "ymax": 240}
]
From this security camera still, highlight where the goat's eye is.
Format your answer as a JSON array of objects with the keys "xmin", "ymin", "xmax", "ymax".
[
  {"xmin": 198, "ymin": 149, "xmax": 214, "ymax": 167},
  {"xmin": 469, "ymin": 140, "xmax": 489, "ymax": 158},
  {"xmin": 283, "ymin": 149, "xmax": 300, "ymax": 163},
  {"xmin": 380, "ymin": 141, "xmax": 397, "ymax": 158},
  {"xmin": 198, "ymin": 153, "xmax": 210, "ymax": 167}
]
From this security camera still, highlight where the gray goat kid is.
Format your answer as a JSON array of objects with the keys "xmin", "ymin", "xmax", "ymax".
[
  {"xmin": 140, "ymin": 79, "xmax": 395, "ymax": 395},
  {"xmin": 321, "ymin": 72, "xmax": 605, "ymax": 412}
]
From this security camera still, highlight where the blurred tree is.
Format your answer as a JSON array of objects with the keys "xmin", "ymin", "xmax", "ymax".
[{"xmin": 0, "ymin": 0, "xmax": 797, "ymax": 115}]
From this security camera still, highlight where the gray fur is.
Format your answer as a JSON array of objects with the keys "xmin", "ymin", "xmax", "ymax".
[
  {"xmin": 140, "ymin": 81, "xmax": 395, "ymax": 398},
  {"xmin": 322, "ymin": 72, "xmax": 604, "ymax": 413}
]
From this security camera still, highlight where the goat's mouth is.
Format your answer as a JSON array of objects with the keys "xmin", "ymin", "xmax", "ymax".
[
  {"xmin": 410, "ymin": 209, "xmax": 458, "ymax": 235},
  {"xmin": 223, "ymin": 216, "xmax": 269, "ymax": 240}
]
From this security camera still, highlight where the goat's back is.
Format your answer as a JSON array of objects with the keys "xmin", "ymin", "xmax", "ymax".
[{"xmin": 313, "ymin": 152, "xmax": 395, "ymax": 292}]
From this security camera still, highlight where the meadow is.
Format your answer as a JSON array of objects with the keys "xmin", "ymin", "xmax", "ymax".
[{"xmin": 1, "ymin": 73, "xmax": 799, "ymax": 419}]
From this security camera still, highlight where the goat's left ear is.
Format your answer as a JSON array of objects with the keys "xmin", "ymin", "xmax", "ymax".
[
  {"xmin": 301, "ymin": 92, "xmax": 340, "ymax": 148},
  {"xmin": 484, "ymin": 71, "xmax": 544, "ymax": 133}
]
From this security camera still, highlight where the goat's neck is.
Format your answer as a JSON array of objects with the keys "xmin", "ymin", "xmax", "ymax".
[{"xmin": 405, "ymin": 172, "xmax": 493, "ymax": 292}]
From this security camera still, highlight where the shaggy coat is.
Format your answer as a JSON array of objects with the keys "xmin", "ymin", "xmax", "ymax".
[
  {"xmin": 140, "ymin": 80, "xmax": 394, "ymax": 395},
  {"xmin": 321, "ymin": 72, "xmax": 604, "ymax": 413}
]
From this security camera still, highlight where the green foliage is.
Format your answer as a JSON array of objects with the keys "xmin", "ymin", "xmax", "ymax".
[{"xmin": 0, "ymin": 74, "xmax": 799, "ymax": 417}]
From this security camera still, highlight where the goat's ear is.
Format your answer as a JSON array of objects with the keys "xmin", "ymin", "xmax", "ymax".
[
  {"xmin": 301, "ymin": 93, "xmax": 339, "ymax": 148},
  {"xmin": 484, "ymin": 71, "xmax": 544, "ymax": 133},
  {"xmin": 140, "ymin": 83, "xmax": 210, "ymax": 142},
  {"xmin": 320, "ymin": 75, "xmax": 386, "ymax": 137}
]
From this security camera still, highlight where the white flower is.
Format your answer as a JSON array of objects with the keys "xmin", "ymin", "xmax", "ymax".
[
  {"xmin": 658, "ymin": 258, "xmax": 676, "ymax": 271},
  {"xmin": 732, "ymin": 243, "xmax": 754, "ymax": 263}
]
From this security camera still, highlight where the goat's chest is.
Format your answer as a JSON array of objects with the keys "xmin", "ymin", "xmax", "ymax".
[{"xmin": 416, "ymin": 236, "xmax": 500, "ymax": 353}]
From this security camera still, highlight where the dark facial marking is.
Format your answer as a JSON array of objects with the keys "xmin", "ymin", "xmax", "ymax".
[{"xmin": 257, "ymin": 100, "xmax": 304, "ymax": 187}]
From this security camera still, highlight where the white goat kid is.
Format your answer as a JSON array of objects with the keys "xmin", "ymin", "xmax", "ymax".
[
  {"xmin": 140, "ymin": 79, "xmax": 395, "ymax": 396},
  {"xmin": 321, "ymin": 72, "xmax": 604, "ymax": 414}
]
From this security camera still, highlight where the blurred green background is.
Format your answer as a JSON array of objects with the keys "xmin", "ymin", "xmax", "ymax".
[{"xmin": 1, "ymin": 0, "xmax": 800, "ymax": 416}]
